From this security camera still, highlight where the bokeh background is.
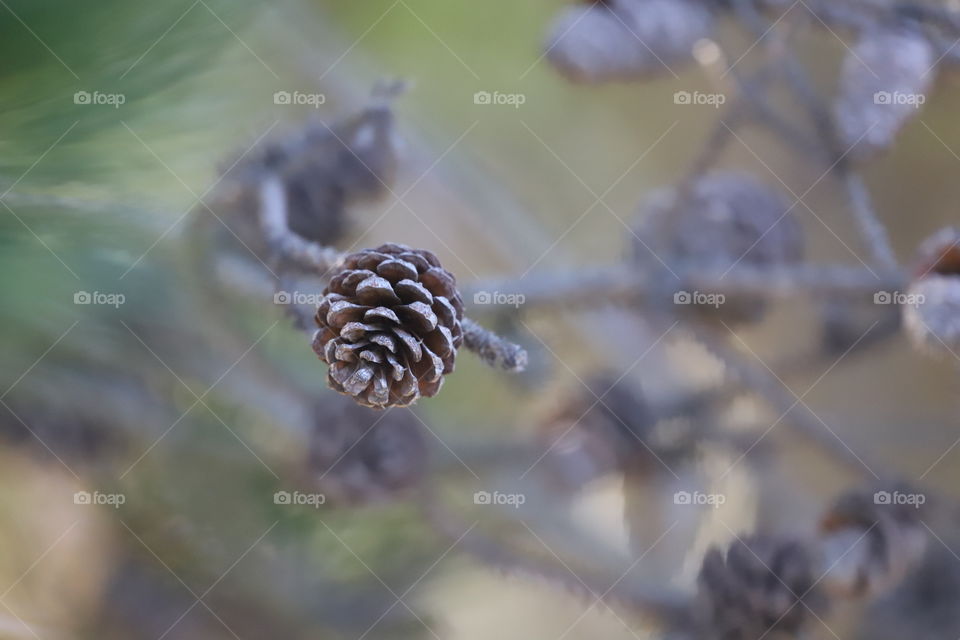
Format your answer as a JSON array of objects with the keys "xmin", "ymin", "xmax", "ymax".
[{"xmin": 2, "ymin": 1, "xmax": 960, "ymax": 638}]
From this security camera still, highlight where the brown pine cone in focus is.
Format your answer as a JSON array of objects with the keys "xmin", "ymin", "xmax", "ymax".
[
  {"xmin": 696, "ymin": 535, "xmax": 824, "ymax": 640},
  {"xmin": 313, "ymin": 244, "xmax": 464, "ymax": 408}
]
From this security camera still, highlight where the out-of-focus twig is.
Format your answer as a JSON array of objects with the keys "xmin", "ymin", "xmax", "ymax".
[{"xmin": 465, "ymin": 264, "xmax": 903, "ymax": 312}]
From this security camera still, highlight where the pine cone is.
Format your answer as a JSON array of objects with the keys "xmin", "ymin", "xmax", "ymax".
[
  {"xmin": 696, "ymin": 535, "xmax": 823, "ymax": 640},
  {"xmin": 312, "ymin": 243, "xmax": 464, "ymax": 408},
  {"xmin": 856, "ymin": 542, "xmax": 960, "ymax": 640},
  {"xmin": 819, "ymin": 486, "xmax": 928, "ymax": 599},
  {"xmin": 216, "ymin": 87, "xmax": 400, "ymax": 261},
  {"xmin": 902, "ymin": 227, "xmax": 960, "ymax": 355},
  {"xmin": 308, "ymin": 396, "xmax": 427, "ymax": 503},
  {"xmin": 545, "ymin": 0, "xmax": 713, "ymax": 83},
  {"xmin": 632, "ymin": 171, "xmax": 804, "ymax": 323},
  {"xmin": 538, "ymin": 376, "xmax": 656, "ymax": 488},
  {"xmin": 834, "ymin": 24, "xmax": 934, "ymax": 160}
]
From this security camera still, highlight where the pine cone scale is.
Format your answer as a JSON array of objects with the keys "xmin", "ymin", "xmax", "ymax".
[{"xmin": 395, "ymin": 279, "xmax": 433, "ymax": 305}]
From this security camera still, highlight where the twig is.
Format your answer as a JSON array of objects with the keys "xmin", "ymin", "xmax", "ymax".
[
  {"xmin": 465, "ymin": 264, "xmax": 903, "ymax": 312},
  {"xmin": 257, "ymin": 175, "xmax": 344, "ymax": 274},
  {"xmin": 680, "ymin": 319, "xmax": 886, "ymax": 480},
  {"xmin": 461, "ymin": 317, "xmax": 528, "ymax": 372},
  {"xmin": 735, "ymin": 0, "xmax": 900, "ymax": 271}
]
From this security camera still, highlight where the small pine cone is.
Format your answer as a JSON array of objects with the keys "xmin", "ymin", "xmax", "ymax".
[
  {"xmin": 819, "ymin": 486, "xmax": 928, "ymax": 600},
  {"xmin": 545, "ymin": 0, "xmax": 714, "ymax": 83},
  {"xmin": 913, "ymin": 226, "xmax": 960, "ymax": 277},
  {"xmin": 856, "ymin": 541, "xmax": 960, "ymax": 640},
  {"xmin": 538, "ymin": 376, "xmax": 656, "ymax": 488},
  {"xmin": 834, "ymin": 24, "xmax": 935, "ymax": 160},
  {"xmin": 902, "ymin": 227, "xmax": 960, "ymax": 354},
  {"xmin": 313, "ymin": 243, "xmax": 464, "ymax": 408},
  {"xmin": 696, "ymin": 535, "xmax": 824, "ymax": 640},
  {"xmin": 308, "ymin": 396, "xmax": 427, "ymax": 504},
  {"xmin": 271, "ymin": 100, "xmax": 399, "ymax": 245},
  {"xmin": 632, "ymin": 171, "xmax": 804, "ymax": 323},
  {"xmin": 218, "ymin": 89, "xmax": 400, "ymax": 259}
]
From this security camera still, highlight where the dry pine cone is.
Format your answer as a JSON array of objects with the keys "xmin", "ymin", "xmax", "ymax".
[
  {"xmin": 545, "ymin": 0, "xmax": 714, "ymax": 83},
  {"xmin": 834, "ymin": 23, "xmax": 934, "ymax": 159},
  {"xmin": 308, "ymin": 396, "xmax": 427, "ymax": 503},
  {"xmin": 903, "ymin": 227, "xmax": 960, "ymax": 355},
  {"xmin": 819, "ymin": 486, "xmax": 928, "ymax": 599},
  {"xmin": 632, "ymin": 170, "xmax": 804, "ymax": 323},
  {"xmin": 696, "ymin": 535, "xmax": 824, "ymax": 640},
  {"xmin": 313, "ymin": 243, "xmax": 464, "ymax": 408}
]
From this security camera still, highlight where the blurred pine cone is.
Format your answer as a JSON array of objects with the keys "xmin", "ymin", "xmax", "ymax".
[
  {"xmin": 834, "ymin": 23, "xmax": 934, "ymax": 159},
  {"xmin": 215, "ymin": 87, "xmax": 401, "ymax": 262},
  {"xmin": 696, "ymin": 535, "xmax": 823, "ymax": 640},
  {"xmin": 309, "ymin": 396, "xmax": 427, "ymax": 503},
  {"xmin": 313, "ymin": 243, "xmax": 464, "ymax": 408},
  {"xmin": 856, "ymin": 540, "xmax": 960, "ymax": 640},
  {"xmin": 631, "ymin": 171, "xmax": 804, "ymax": 323},
  {"xmin": 268, "ymin": 96, "xmax": 400, "ymax": 245},
  {"xmin": 902, "ymin": 227, "xmax": 960, "ymax": 355},
  {"xmin": 819, "ymin": 486, "xmax": 928, "ymax": 599},
  {"xmin": 538, "ymin": 376, "xmax": 656, "ymax": 488},
  {"xmin": 545, "ymin": 0, "xmax": 714, "ymax": 83}
]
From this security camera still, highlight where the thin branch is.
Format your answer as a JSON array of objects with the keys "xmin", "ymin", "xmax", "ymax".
[
  {"xmin": 465, "ymin": 264, "xmax": 903, "ymax": 313},
  {"xmin": 461, "ymin": 318, "xmax": 528, "ymax": 372},
  {"xmin": 257, "ymin": 175, "xmax": 344, "ymax": 274}
]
